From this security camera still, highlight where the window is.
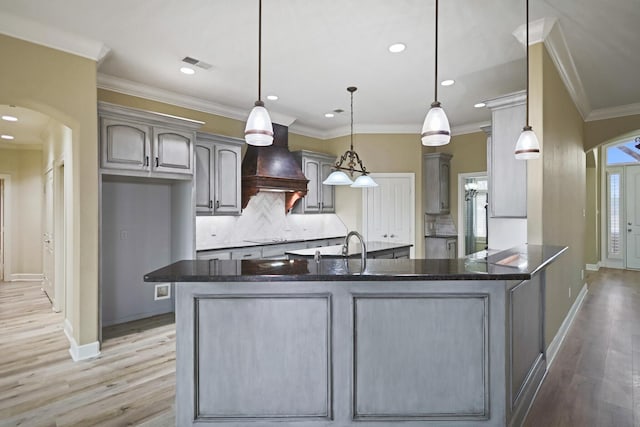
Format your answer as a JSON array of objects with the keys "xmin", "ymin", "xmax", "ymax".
[
  {"xmin": 606, "ymin": 137, "xmax": 640, "ymax": 165},
  {"xmin": 608, "ymin": 171, "xmax": 621, "ymax": 257}
]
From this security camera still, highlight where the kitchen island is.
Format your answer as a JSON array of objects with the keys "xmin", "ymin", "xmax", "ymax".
[{"xmin": 145, "ymin": 244, "xmax": 566, "ymax": 427}]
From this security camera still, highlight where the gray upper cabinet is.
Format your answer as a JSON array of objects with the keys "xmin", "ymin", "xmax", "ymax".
[
  {"xmin": 153, "ymin": 127, "xmax": 194, "ymax": 174},
  {"xmin": 293, "ymin": 151, "xmax": 336, "ymax": 214},
  {"xmin": 485, "ymin": 91, "xmax": 527, "ymax": 218},
  {"xmin": 101, "ymin": 118, "xmax": 151, "ymax": 171},
  {"xmin": 195, "ymin": 132, "xmax": 242, "ymax": 215},
  {"xmin": 99, "ymin": 102, "xmax": 202, "ymax": 179},
  {"xmin": 423, "ymin": 153, "xmax": 452, "ymax": 215}
]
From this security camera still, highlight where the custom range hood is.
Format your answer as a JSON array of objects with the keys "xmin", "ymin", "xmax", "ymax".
[{"xmin": 241, "ymin": 123, "xmax": 309, "ymax": 212}]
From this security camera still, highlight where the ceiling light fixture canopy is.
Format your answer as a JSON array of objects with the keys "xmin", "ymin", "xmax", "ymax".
[
  {"xmin": 514, "ymin": 0, "xmax": 541, "ymax": 160},
  {"xmin": 323, "ymin": 87, "xmax": 378, "ymax": 188},
  {"xmin": 244, "ymin": 0, "xmax": 274, "ymax": 146},
  {"xmin": 422, "ymin": 0, "xmax": 451, "ymax": 147}
]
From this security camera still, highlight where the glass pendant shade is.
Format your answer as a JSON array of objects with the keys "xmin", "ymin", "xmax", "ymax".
[
  {"xmin": 514, "ymin": 126, "xmax": 541, "ymax": 160},
  {"xmin": 421, "ymin": 105, "xmax": 451, "ymax": 146},
  {"xmin": 323, "ymin": 170, "xmax": 353, "ymax": 185},
  {"xmin": 245, "ymin": 104, "xmax": 274, "ymax": 146},
  {"xmin": 351, "ymin": 174, "xmax": 378, "ymax": 188}
]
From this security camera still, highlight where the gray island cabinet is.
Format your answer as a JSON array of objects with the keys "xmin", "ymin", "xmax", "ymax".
[{"xmin": 144, "ymin": 245, "xmax": 566, "ymax": 427}]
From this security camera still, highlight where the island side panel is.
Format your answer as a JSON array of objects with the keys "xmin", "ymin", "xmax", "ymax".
[{"xmin": 507, "ymin": 272, "xmax": 547, "ymax": 426}]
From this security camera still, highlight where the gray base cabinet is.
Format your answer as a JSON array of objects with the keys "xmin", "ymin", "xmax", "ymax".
[
  {"xmin": 174, "ymin": 273, "xmax": 547, "ymax": 426},
  {"xmin": 425, "ymin": 236, "xmax": 457, "ymax": 259},
  {"xmin": 292, "ymin": 151, "xmax": 336, "ymax": 213},
  {"xmin": 195, "ymin": 133, "xmax": 242, "ymax": 215}
]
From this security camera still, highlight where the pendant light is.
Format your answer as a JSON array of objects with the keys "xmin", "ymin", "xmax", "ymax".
[
  {"xmin": 244, "ymin": 0, "xmax": 274, "ymax": 146},
  {"xmin": 514, "ymin": 0, "xmax": 541, "ymax": 159},
  {"xmin": 323, "ymin": 87, "xmax": 378, "ymax": 188},
  {"xmin": 421, "ymin": 0, "xmax": 451, "ymax": 146}
]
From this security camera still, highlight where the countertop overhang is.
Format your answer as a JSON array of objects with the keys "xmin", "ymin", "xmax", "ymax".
[{"xmin": 145, "ymin": 244, "xmax": 567, "ymax": 283}]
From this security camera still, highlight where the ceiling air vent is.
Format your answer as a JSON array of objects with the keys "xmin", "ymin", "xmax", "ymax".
[{"xmin": 181, "ymin": 56, "xmax": 213, "ymax": 70}]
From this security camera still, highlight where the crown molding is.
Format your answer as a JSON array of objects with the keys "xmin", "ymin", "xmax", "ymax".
[
  {"xmin": 452, "ymin": 121, "xmax": 492, "ymax": 136},
  {"xmin": 513, "ymin": 17, "xmax": 590, "ymax": 120},
  {"xmin": 97, "ymin": 73, "xmax": 297, "ymax": 127},
  {"xmin": 0, "ymin": 11, "xmax": 109, "ymax": 61},
  {"xmin": 484, "ymin": 90, "xmax": 527, "ymax": 109},
  {"xmin": 586, "ymin": 102, "xmax": 640, "ymax": 122}
]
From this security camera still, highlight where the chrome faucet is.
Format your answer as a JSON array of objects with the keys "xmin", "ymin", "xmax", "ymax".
[{"xmin": 342, "ymin": 231, "xmax": 367, "ymax": 263}]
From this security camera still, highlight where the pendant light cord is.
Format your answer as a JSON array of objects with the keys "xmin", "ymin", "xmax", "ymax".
[
  {"xmin": 525, "ymin": 0, "xmax": 530, "ymax": 127},
  {"xmin": 258, "ymin": 0, "xmax": 263, "ymax": 103},
  {"xmin": 350, "ymin": 89, "xmax": 354, "ymax": 151},
  {"xmin": 434, "ymin": 0, "xmax": 439, "ymax": 104}
]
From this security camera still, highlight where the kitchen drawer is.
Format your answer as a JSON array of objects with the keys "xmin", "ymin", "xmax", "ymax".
[
  {"xmin": 196, "ymin": 251, "xmax": 231, "ymax": 260},
  {"xmin": 231, "ymin": 248, "xmax": 262, "ymax": 260}
]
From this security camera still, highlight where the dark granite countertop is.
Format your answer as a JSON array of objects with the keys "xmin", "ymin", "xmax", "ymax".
[
  {"xmin": 145, "ymin": 244, "xmax": 567, "ymax": 283},
  {"xmin": 285, "ymin": 241, "xmax": 412, "ymax": 257}
]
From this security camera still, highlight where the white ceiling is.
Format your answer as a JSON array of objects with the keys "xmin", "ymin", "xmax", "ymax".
[
  {"xmin": 0, "ymin": 0, "xmax": 639, "ymax": 140},
  {"xmin": 0, "ymin": 105, "xmax": 50, "ymax": 149}
]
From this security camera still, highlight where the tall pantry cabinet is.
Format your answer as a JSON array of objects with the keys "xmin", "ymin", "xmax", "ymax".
[{"xmin": 98, "ymin": 102, "xmax": 202, "ymax": 327}]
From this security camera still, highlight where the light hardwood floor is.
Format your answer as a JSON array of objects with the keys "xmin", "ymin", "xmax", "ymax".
[
  {"xmin": 1, "ymin": 269, "xmax": 638, "ymax": 426},
  {"xmin": 0, "ymin": 281, "xmax": 175, "ymax": 427}
]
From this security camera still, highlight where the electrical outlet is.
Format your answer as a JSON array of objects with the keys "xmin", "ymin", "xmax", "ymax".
[{"xmin": 119, "ymin": 230, "xmax": 128, "ymax": 240}]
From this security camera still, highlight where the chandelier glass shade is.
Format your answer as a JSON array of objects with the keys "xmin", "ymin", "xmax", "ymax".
[{"xmin": 323, "ymin": 87, "xmax": 377, "ymax": 188}]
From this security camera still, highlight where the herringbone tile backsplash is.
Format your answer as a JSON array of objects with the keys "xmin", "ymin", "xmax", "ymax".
[{"xmin": 196, "ymin": 192, "xmax": 347, "ymax": 249}]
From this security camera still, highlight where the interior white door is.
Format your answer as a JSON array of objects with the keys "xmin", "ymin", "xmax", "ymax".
[
  {"xmin": 626, "ymin": 165, "xmax": 640, "ymax": 269},
  {"xmin": 42, "ymin": 169, "xmax": 55, "ymax": 302},
  {"xmin": 363, "ymin": 174, "xmax": 415, "ymax": 254}
]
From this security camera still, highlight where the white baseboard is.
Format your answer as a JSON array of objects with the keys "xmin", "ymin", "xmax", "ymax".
[
  {"xmin": 64, "ymin": 320, "xmax": 101, "ymax": 362},
  {"xmin": 10, "ymin": 273, "xmax": 44, "ymax": 281},
  {"xmin": 585, "ymin": 262, "xmax": 600, "ymax": 271},
  {"xmin": 546, "ymin": 283, "xmax": 588, "ymax": 367}
]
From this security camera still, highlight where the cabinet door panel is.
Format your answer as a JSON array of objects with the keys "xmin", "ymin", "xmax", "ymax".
[
  {"xmin": 490, "ymin": 105, "xmax": 526, "ymax": 217},
  {"xmin": 304, "ymin": 159, "xmax": 321, "ymax": 212},
  {"xmin": 214, "ymin": 145, "xmax": 241, "ymax": 214},
  {"xmin": 195, "ymin": 144, "xmax": 213, "ymax": 214},
  {"xmin": 440, "ymin": 161, "xmax": 450, "ymax": 211},
  {"xmin": 153, "ymin": 128, "xmax": 193, "ymax": 174},
  {"xmin": 101, "ymin": 118, "xmax": 150, "ymax": 171},
  {"xmin": 320, "ymin": 162, "xmax": 335, "ymax": 212}
]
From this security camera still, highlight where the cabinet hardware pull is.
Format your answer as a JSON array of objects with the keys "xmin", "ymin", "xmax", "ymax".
[
  {"xmin": 383, "ymin": 234, "xmax": 388, "ymax": 238},
  {"xmin": 243, "ymin": 254, "xmax": 252, "ymax": 257},
  {"xmin": 155, "ymin": 157, "xmax": 159, "ymax": 167},
  {"xmin": 209, "ymin": 200, "xmax": 213, "ymax": 209},
  {"xmin": 145, "ymin": 156, "xmax": 149, "ymax": 167},
  {"xmin": 216, "ymin": 200, "xmax": 220, "ymax": 209},
  {"xmin": 390, "ymin": 234, "xmax": 396, "ymax": 238}
]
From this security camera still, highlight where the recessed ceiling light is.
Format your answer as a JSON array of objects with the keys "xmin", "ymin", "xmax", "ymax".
[
  {"xmin": 180, "ymin": 67, "xmax": 195, "ymax": 75},
  {"xmin": 267, "ymin": 95, "xmax": 278, "ymax": 101},
  {"xmin": 324, "ymin": 113, "xmax": 335, "ymax": 118},
  {"xmin": 441, "ymin": 79, "xmax": 455, "ymax": 86},
  {"xmin": 2, "ymin": 115, "xmax": 18, "ymax": 122},
  {"xmin": 388, "ymin": 43, "xmax": 406, "ymax": 53},
  {"xmin": 474, "ymin": 102, "xmax": 486, "ymax": 108},
  {"xmin": 1, "ymin": 134, "xmax": 15, "ymax": 140}
]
